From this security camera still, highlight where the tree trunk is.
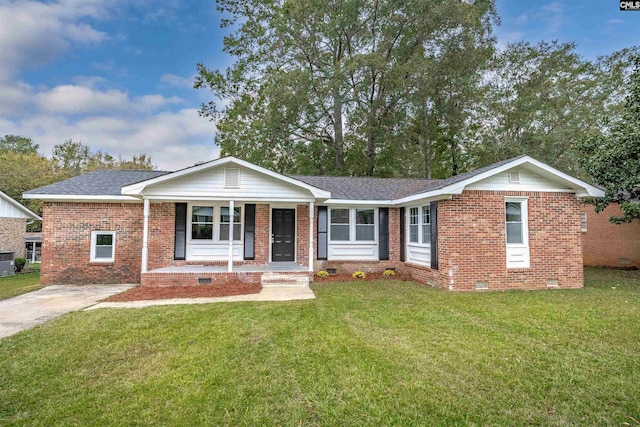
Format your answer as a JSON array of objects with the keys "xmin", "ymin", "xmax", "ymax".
[
  {"xmin": 365, "ymin": 111, "xmax": 377, "ymax": 176},
  {"xmin": 332, "ymin": 87, "xmax": 345, "ymax": 174},
  {"xmin": 421, "ymin": 113, "xmax": 431, "ymax": 179}
]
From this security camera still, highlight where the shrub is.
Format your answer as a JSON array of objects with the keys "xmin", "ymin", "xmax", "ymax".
[
  {"xmin": 383, "ymin": 269, "xmax": 396, "ymax": 276},
  {"xmin": 316, "ymin": 270, "xmax": 329, "ymax": 278},
  {"xmin": 14, "ymin": 257, "xmax": 26, "ymax": 273},
  {"xmin": 352, "ymin": 271, "xmax": 366, "ymax": 279}
]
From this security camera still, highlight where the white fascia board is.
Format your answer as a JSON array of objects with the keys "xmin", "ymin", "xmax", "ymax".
[
  {"xmin": 521, "ymin": 157, "xmax": 604, "ymax": 197},
  {"xmin": 121, "ymin": 156, "xmax": 332, "ymax": 199},
  {"xmin": 321, "ymin": 199, "xmax": 394, "ymax": 206},
  {"xmin": 22, "ymin": 194, "xmax": 142, "ymax": 203},
  {"xmin": 1, "ymin": 190, "xmax": 41, "ymax": 220},
  {"xmin": 144, "ymin": 195, "xmax": 317, "ymax": 203},
  {"xmin": 392, "ymin": 186, "xmax": 464, "ymax": 205}
]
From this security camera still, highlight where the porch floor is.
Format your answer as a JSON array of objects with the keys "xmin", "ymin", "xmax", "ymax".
[{"xmin": 148, "ymin": 262, "xmax": 308, "ymax": 274}]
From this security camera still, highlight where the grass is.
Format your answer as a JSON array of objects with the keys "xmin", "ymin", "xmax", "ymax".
[
  {"xmin": 0, "ymin": 270, "xmax": 42, "ymax": 300},
  {"xmin": 0, "ymin": 267, "xmax": 639, "ymax": 425}
]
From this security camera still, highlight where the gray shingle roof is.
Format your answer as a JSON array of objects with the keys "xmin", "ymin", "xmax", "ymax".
[
  {"xmin": 24, "ymin": 156, "xmax": 526, "ymax": 200},
  {"xmin": 24, "ymin": 170, "xmax": 169, "ymax": 196},
  {"xmin": 293, "ymin": 156, "xmax": 526, "ymax": 200}
]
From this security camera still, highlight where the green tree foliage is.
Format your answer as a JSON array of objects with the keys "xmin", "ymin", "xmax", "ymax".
[
  {"xmin": 0, "ymin": 135, "xmax": 39, "ymax": 155},
  {"xmin": 197, "ymin": 0, "xmax": 497, "ymax": 177},
  {"xmin": 0, "ymin": 151, "xmax": 57, "ymax": 216},
  {"xmin": 579, "ymin": 55, "xmax": 640, "ymax": 223}
]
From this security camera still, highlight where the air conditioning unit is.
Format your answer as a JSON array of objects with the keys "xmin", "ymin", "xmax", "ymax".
[{"xmin": 0, "ymin": 252, "xmax": 15, "ymax": 277}]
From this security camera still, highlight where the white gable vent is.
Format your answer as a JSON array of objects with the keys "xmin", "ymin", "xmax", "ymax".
[
  {"xmin": 508, "ymin": 171, "xmax": 520, "ymax": 183},
  {"xmin": 224, "ymin": 168, "xmax": 240, "ymax": 188}
]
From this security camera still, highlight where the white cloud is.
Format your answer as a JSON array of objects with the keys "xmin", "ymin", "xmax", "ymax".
[
  {"xmin": 0, "ymin": 0, "xmax": 112, "ymax": 80},
  {"xmin": 160, "ymin": 73, "xmax": 195, "ymax": 89},
  {"xmin": 539, "ymin": 1, "xmax": 563, "ymax": 35},
  {"xmin": 0, "ymin": 0, "xmax": 221, "ymax": 171},
  {"xmin": 606, "ymin": 18, "xmax": 624, "ymax": 25}
]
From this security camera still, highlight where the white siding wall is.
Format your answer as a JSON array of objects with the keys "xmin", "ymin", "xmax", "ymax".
[
  {"xmin": 328, "ymin": 243, "xmax": 378, "ymax": 260},
  {"xmin": 187, "ymin": 244, "xmax": 243, "ymax": 262},
  {"xmin": 0, "ymin": 197, "xmax": 32, "ymax": 219},
  {"xmin": 143, "ymin": 165, "xmax": 313, "ymax": 200},
  {"xmin": 407, "ymin": 244, "xmax": 430, "ymax": 266},
  {"xmin": 465, "ymin": 167, "xmax": 573, "ymax": 192}
]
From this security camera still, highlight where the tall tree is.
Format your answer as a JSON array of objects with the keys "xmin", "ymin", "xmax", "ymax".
[
  {"xmin": 0, "ymin": 135, "xmax": 39, "ymax": 155},
  {"xmin": 197, "ymin": 0, "xmax": 498, "ymax": 176},
  {"xmin": 0, "ymin": 151, "xmax": 57, "ymax": 216},
  {"xmin": 579, "ymin": 55, "xmax": 640, "ymax": 223}
]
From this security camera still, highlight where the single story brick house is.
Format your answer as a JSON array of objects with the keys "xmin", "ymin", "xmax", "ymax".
[
  {"xmin": 23, "ymin": 155, "xmax": 603, "ymax": 291},
  {"xmin": 0, "ymin": 190, "xmax": 41, "ymax": 259},
  {"xmin": 581, "ymin": 203, "xmax": 640, "ymax": 268}
]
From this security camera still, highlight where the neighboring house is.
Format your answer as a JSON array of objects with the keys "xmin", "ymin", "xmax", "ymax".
[
  {"xmin": 581, "ymin": 203, "xmax": 640, "ymax": 268},
  {"xmin": 0, "ymin": 190, "xmax": 41, "ymax": 258},
  {"xmin": 25, "ymin": 232, "xmax": 42, "ymax": 263},
  {"xmin": 23, "ymin": 155, "xmax": 603, "ymax": 291}
]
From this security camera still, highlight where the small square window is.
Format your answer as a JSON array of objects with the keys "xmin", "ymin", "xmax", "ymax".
[{"xmin": 91, "ymin": 231, "xmax": 115, "ymax": 262}]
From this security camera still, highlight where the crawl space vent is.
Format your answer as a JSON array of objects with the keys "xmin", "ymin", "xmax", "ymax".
[
  {"xmin": 547, "ymin": 279, "xmax": 559, "ymax": 287},
  {"xmin": 224, "ymin": 168, "xmax": 240, "ymax": 188},
  {"xmin": 508, "ymin": 171, "xmax": 520, "ymax": 183},
  {"xmin": 475, "ymin": 281, "xmax": 489, "ymax": 290},
  {"xmin": 197, "ymin": 277, "xmax": 212, "ymax": 285}
]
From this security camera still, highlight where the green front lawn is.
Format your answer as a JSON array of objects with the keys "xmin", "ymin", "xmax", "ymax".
[
  {"xmin": 1, "ymin": 267, "xmax": 639, "ymax": 425},
  {"xmin": 0, "ymin": 271, "xmax": 42, "ymax": 300}
]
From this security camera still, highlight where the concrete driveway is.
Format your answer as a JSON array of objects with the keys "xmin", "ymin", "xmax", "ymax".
[{"xmin": 0, "ymin": 284, "xmax": 135, "ymax": 339}]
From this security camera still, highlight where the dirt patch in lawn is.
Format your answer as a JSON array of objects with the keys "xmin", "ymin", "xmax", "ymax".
[
  {"xmin": 103, "ymin": 282, "xmax": 262, "ymax": 302},
  {"xmin": 314, "ymin": 272, "xmax": 412, "ymax": 283}
]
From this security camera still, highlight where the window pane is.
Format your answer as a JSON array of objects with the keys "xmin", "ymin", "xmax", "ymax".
[
  {"xmin": 506, "ymin": 223, "xmax": 523, "ymax": 244},
  {"xmin": 95, "ymin": 246, "xmax": 113, "ymax": 259},
  {"xmin": 409, "ymin": 224, "xmax": 418, "ymax": 243},
  {"xmin": 410, "ymin": 207, "xmax": 418, "ymax": 225},
  {"xmin": 506, "ymin": 202, "xmax": 521, "ymax": 222},
  {"xmin": 331, "ymin": 209, "xmax": 349, "ymax": 224},
  {"xmin": 356, "ymin": 209, "xmax": 374, "ymax": 225},
  {"xmin": 356, "ymin": 225, "xmax": 374, "ymax": 241},
  {"xmin": 331, "ymin": 224, "xmax": 350, "ymax": 241},
  {"xmin": 220, "ymin": 224, "xmax": 229, "ymax": 241},
  {"xmin": 422, "ymin": 224, "xmax": 430, "ymax": 244},
  {"xmin": 192, "ymin": 224, "xmax": 213, "ymax": 240},
  {"xmin": 220, "ymin": 207, "xmax": 241, "ymax": 223},
  {"xmin": 233, "ymin": 225, "xmax": 241, "ymax": 241},
  {"xmin": 96, "ymin": 234, "xmax": 113, "ymax": 246},
  {"xmin": 422, "ymin": 206, "xmax": 430, "ymax": 225},
  {"xmin": 192, "ymin": 206, "xmax": 213, "ymax": 223}
]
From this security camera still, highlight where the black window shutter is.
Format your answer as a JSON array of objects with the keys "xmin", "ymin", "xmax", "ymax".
[
  {"xmin": 430, "ymin": 201, "xmax": 438, "ymax": 270},
  {"xmin": 244, "ymin": 204, "xmax": 256, "ymax": 260},
  {"xmin": 378, "ymin": 208, "xmax": 389, "ymax": 260},
  {"xmin": 399, "ymin": 207, "xmax": 405, "ymax": 262},
  {"xmin": 317, "ymin": 206, "xmax": 328, "ymax": 260},
  {"xmin": 174, "ymin": 203, "xmax": 187, "ymax": 260}
]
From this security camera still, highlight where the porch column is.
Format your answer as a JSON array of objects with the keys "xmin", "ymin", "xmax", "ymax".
[
  {"xmin": 141, "ymin": 198, "xmax": 150, "ymax": 273},
  {"xmin": 228, "ymin": 200, "xmax": 234, "ymax": 272},
  {"xmin": 31, "ymin": 242, "xmax": 36, "ymax": 263},
  {"xmin": 309, "ymin": 201, "xmax": 314, "ymax": 272}
]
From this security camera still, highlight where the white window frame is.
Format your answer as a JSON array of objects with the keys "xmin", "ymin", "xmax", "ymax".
[
  {"xmin": 191, "ymin": 205, "xmax": 215, "ymax": 241},
  {"xmin": 90, "ymin": 231, "xmax": 116, "ymax": 263},
  {"xmin": 580, "ymin": 212, "xmax": 587, "ymax": 232},
  {"xmin": 505, "ymin": 197, "xmax": 530, "ymax": 269},
  {"xmin": 328, "ymin": 207, "xmax": 377, "ymax": 243},
  {"xmin": 219, "ymin": 206, "xmax": 242, "ymax": 241},
  {"xmin": 407, "ymin": 205, "xmax": 431, "ymax": 246},
  {"xmin": 188, "ymin": 203, "xmax": 243, "ymax": 244}
]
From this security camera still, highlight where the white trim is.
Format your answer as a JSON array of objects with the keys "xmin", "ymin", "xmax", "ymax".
[
  {"xmin": 309, "ymin": 202, "xmax": 314, "ymax": 272},
  {"xmin": 228, "ymin": 201, "xmax": 234, "ymax": 272},
  {"xmin": 142, "ymin": 195, "xmax": 316, "ymax": 203},
  {"xmin": 505, "ymin": 197, "xmax": 530, "ymax": 269},
  {"xmin": 0, "ymin": 190, "xmax": 41, "ymax": 220},
  {"xmin": 22, "ymin": 194, "xmax": 141, "ymax": 203},
  {"xmin": 121, "ymin": 156, "xmax": 331, "ymax": 199},
  {"xmin": 323, "ymin": 199, "xmax": 394, "ymax": 206},
  {"xmin": 141, "ymin": 199, "xmax": 149, "ymax": 273},
  {"xmin": 405, "ymin": 204, "xmax": 432, "ymax": 267},
  {"xmin": 328, "ymin": 207, "xmax": 377, "ymax": 244},
  {"xmin": 90, "ymin": 231, "xmax": 116, "ymax": 263}
]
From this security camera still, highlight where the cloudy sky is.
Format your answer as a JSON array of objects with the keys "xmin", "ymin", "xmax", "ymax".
[{"xmin": 0, "ymin": 0, "xmax": 637, "ymax": 170}]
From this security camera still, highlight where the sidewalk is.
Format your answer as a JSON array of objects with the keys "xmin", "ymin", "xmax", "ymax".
[{"xmin": 86, "ymin": 285, "xmax": 315, "ymax": 310}]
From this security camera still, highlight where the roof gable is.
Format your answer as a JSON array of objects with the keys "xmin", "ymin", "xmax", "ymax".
[
  {"xmin": 0, "ymin": 191, "xmax": 41, "ymax": 220},
  {"xmin": 121, "ymin": 157, "xmax": 331, "ymax": 200}
]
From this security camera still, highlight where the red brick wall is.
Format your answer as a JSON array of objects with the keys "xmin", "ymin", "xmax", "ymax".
[
  {"xmin": 582, "ymin": 203, "xmax": 640, "ymax": 268},
  {"xmin": 147, "ymin": 202, "xmax": 176, "ymax": 270},
  {"xmin": 255, "ymin": 204, "xmax": 270, "ymax": 263},
  {"xmin": 41, "ymin": 202, "xmax": 144, "ymax": 285},
  {"xmin": 425, "ymin": 191, "xmax": 583, "ymax": 291},
  {"xmin": 296, "ymin": 204, "xmax": 309, "ymax": 267}
]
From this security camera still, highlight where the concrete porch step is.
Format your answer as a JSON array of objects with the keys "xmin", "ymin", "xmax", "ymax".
[{"xmin": 261, "ymin": 273, "xmax": 310, "ymax": 287}]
